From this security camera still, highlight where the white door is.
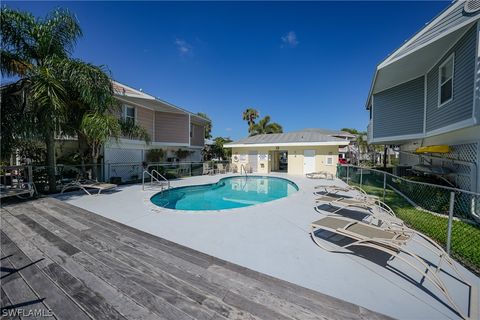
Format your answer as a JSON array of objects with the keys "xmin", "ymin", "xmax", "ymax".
[
  {"xmin": 248, "ymin": 151, "xmax": 258, "ymax": 172},
  {"xmin": 303, "ymin": 150, "xmax": 316, "ymax": 174}
]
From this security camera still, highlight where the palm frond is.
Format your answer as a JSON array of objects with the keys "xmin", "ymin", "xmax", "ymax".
[
  {"xmin": 43, "ymin": 8, "xmax": 82, "ymax": 56},
  {"xmin": 0, "ymin": 49, "xmax": 32, "ymax": 77},
  {"xmin": 52, "ymin": 58, "xmax": 114, "ymax": 112},
  {"xmin": 81, "ymin": 112, "xmax": 121, "ymax": 146},
  {"xmin": 29, "ymin": 65, "xmax": 68, "ymax": 130},
  {"xmin": 119, "ymin": 119, "xmax": 151, "ymax": 144}
]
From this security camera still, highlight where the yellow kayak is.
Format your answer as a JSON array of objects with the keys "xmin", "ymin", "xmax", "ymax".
[{"xmin": 415, "ymin": 145, "xmax": 451, "ymax": 154}]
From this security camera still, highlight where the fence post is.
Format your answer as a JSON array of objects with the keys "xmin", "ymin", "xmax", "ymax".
[
  {"xmin": 382, "ymin": 172, "xmax": 387, "ymax": 202},
  {"xmin": 360, "ymin": 167, "xmax": 363, "ymax": 187},
  {"xmin": 27, "ymin": 165, "xmax": 33, "ymax": 183},
  {"xmin": 446, "ymin": 191, "xmax": 455, "ymax": 255},
  {"xmin": 346, "ymin": 165, "xmax": 350, "ymax": 184}
]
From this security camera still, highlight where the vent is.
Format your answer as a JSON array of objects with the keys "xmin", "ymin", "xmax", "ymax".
[{"xmin": 464, "ymin": 0, "xmax": 480, "ymax": 14}]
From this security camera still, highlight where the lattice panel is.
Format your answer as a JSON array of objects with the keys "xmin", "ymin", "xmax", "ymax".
[
  {"xmin": 444, "ymin": 143, "xmax": 478, "ymax": 163},
  {"xmin": 400, "ymin": 142, "xmax": 478, "ymax": 191},
  {"xmin": 399, "ymin": 151, "xmax": 419, "ymax": 166},
  {"xmin": 104, "ymin": 147, "xmax": 143, "ymax": 181}
]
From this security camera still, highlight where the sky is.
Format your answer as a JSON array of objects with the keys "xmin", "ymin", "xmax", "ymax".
[{"xmin": 5, "ymin": 1, "xmax": 450, "ymax": 140}]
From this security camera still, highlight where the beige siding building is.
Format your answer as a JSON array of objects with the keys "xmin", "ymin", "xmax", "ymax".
[{"xmin": 225, "ymin": 130, "xmax": 347, "ymax": 176}]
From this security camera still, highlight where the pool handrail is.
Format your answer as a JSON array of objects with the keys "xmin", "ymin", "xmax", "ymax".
[
  {"xmin": 240, "ymin": 164, "xmax": 249, "ymax": 177},
  {"xmin": 142, "ymin": 169, "xmax": 170, "ymax": 191}
]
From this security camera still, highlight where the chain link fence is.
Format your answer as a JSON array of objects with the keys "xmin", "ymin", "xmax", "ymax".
[{"xmin": 337, "ymin": 164, "xmax": 480, "ymax": 274}]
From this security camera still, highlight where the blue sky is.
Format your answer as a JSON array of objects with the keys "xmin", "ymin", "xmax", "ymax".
[{"xmin": 6, "ymin": 1, "xmax": 449, "ymax": 140}]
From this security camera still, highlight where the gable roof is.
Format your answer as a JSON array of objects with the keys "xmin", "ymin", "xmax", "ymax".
[
  {"xmin": 224, "ymin": 130, "xmax": 348, "ymax": 148},
  {"xmin": 366, "ymin": 1, "xmax": 480, "ymax": 108},
  {"xmin": 112, "ymin": 80, "xmax": 210, "ymax": 124},
  {"xmin": 292, "ymin": 128, "xmax": 356, "ymax": 138}
]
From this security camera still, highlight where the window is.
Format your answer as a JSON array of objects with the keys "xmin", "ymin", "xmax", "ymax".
[
  {"xmin": 438, "ymin": 54, "xmax": 454, "ymax": 107},
  {"xmin": 123, "ymin": 105, "xmax": 135, "ymax": 123},
  {"xmin": 190, "ymin": 123, "xmax": 194, "ymax": 137},
  {"xmin": 326, "ymin": 156, "xmax": 334, "ymax": 166}
]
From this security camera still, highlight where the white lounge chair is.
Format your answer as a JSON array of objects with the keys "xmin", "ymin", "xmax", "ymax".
[
  {"xmin": 306, "ymin": 171, "xmax": 334, "ymax": 180},
  {"xmin": 315, "ymin": 194, "xmax": 404, "ymax": 228},
  {"xmin": 310, "ymin": 215, "xmax": 474, "ymax": 320},
  {"xmin": 215, "ymin": 163, "xmax": 227, "ymax": 174},
  {"xmin": 61, "ymin": 179, "xmax": 117, "ymax": 195},
  {"xmin": 314, "ymin": 184, "xmax": 370, "ymax": 197},
  {"xmin": 202, "ymin": 163, "xmax": 214, "ymax": 175},
  {"xmin": 0, "ymin": 182, "xmax": 36, "ymax": 199}
]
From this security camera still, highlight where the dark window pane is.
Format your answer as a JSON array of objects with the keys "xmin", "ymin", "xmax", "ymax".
[{"xmin": 440, "ymin": 79, "xmax": 452, "ymax": 104}]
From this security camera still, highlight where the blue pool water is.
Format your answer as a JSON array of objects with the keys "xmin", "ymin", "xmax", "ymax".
[{"xmin": 150, "ymin": 176, "xmax": 298, "ymax": 211}]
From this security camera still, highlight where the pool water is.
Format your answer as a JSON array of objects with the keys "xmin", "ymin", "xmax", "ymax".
[{"xmin": 150, "ymin": 176, "xmax": 299, "ymax": 211}]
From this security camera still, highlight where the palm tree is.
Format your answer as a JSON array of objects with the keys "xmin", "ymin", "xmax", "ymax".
[
  {"xmin": 355, "ymin": 132, "xmax": 368, "ymax": 165},
  {"xmin": 249, "ymin": 116, "xmax": 283, "ymax": 136},
  {"xmin": 80, "ymin": 113, "xmax": 121, "ymax": 179},
  {"xmin": 1, "ymin": 7, "xmax": 115, "ymax": 192},
  {"xmin": 197, "ymin": 112, "xmax": 212, "ymax": 139},
  {"xmin": 242, "ymin": 108, "xmax": 259, "ymax": 134}
]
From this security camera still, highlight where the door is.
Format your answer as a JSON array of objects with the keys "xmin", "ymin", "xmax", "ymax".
[
  {"xmin": 248, "ymin": 151, "xmax": 258, "ymax": 172},
  {"xmin": 303, "ymin": 150, "xmax": 316, "ymax": 174}
]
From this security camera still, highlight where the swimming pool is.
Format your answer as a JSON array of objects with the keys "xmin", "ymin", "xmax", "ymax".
[{"xmin": 150, "ymin": 176, "xmax": 298, "ymax": 211}]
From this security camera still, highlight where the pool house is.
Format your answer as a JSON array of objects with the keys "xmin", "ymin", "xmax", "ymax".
[{"xmin": 224, "ymin": 129, "xmax": 348, "ymax": 175}]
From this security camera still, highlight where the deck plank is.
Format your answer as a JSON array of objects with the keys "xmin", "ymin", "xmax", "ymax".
[
  {"xmin": 0, "ymin": 198, "xmax": 391, "ymax": 320},
  {"xmin": 0, "ymin": 251, "xmax": 51, "ymax": 320},
  {"xmin": 2, "ymin": 213, "xmax": 162, "ymax": 320},
  {"xmin": 16, "ymin": 206, "xmax": 216, "ymax": 320},
  {"xmin": 39, "ymin": 198, "xmax": 390, "ymax": 320},
  {"xmin": 0, "ymin": 229, "xmax": 91, "ymax": 320},
  {"xmin": 34, "ymin": 200, "xmax": 364, "ymax": 318},
  {"xmin": 0, "ymin": 287, "xmax": 21, "ymax": 320},
  {"xmin": 22, "ymin": 205, "xmax": 253, "ymax": 320}
]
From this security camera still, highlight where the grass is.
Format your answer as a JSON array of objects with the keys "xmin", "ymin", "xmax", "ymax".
[{"xmin": 351, "ymin": 182, "xmax": 480, "ymax": 275}]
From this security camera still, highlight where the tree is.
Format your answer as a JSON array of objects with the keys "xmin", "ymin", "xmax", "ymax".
[
  {"xmin": 80, "ymin": 113, "xmax": 121, "ymax": 179},
  {"xmin": 119, "ymin": 119, "xmax": 151, "ymax": 143},
  {"xmin": 146, "ymin": 149, "xmax": 165, "ymax": 163},
  {"xmin": 242, "ymin": 108, "xmax": 259, "ymax": 134},
  {"xmin": 340, "ymin": 128, "xmax": 360, "ymax": 135},
  {"xmin": 355, "ymin": 132, "xmax": 368, "ymax": 164},
  {"xmin": 1, "ymin": 7, "xmax": 115, "ymax": 192},
  {"xmin": 175, "ymin": 149, "xmax": 193, "ymax": 161},
  {"xmin": 197, "ymin": 112, "xmax": 212, "ymax": 139},
  {"xmin": 213, "ymin": 137, "xmax": 232, "ymax": 160},
  {"xmin": 250, "ymin": 116, "xmax": 283, "ymax": 136}
]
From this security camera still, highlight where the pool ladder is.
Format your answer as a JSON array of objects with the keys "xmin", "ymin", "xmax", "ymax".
[
  {"xmin": 240, "ymin": 164, "xmax": 249, "ymax": 178},
  {"xmin": 142, "ymin": 169, "xmax": 170, "ymax": 192}
]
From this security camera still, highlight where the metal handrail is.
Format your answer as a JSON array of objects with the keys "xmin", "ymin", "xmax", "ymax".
[
  {"xmin": 240, "ymin": 164, "xmax": 249, "ymax": 177},
  {"xmin": 142, "ymin": 169, "xmax": 170, "ymax": 191}
]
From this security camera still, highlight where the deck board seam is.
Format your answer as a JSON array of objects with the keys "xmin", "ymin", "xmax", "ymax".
[
  {"xmin": 1, "ymin": 213, "xmax": 98, "ymax": 320},
  {"xmin": 18, "ymin": 204, "xmax": 220, "ymax": 320},
  {"xmin": 31, "ymin": 202, "xmax": 312, "ymax": 320}
]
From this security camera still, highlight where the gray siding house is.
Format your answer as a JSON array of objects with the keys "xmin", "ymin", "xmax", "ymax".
[{"xmin": 366, "ymin": 1, "xmax": 480, "ymax": 192}]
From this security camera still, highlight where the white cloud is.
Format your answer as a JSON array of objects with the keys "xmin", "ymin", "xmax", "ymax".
[
  {"xmin": 175, "ymin": 38, "xmax": 192, "ymax": 56},
  {"xmin": 225, "ymin": 127, "xmax": 232, "ymax": 132},
  {"xmin": 281, "ymin": 31, "xmax": 298, "ymax": 48}
]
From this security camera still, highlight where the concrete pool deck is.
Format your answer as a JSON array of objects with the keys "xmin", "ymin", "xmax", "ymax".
[{"xmin": 58, "ymin": 173, "xmax": 479, "ymax": 320}]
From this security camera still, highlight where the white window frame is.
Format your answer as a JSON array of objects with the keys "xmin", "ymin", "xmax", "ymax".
[
  {"xmin": 325, "ymin": 156, "xmax": 334, "ymax": 166},
  {"xmin": 437, "ymin": 53, "xmax": 454, "ymax": 108},
  {"xmin": 123, "ymin": 105, "xmax": 136, "ymax": 123}
]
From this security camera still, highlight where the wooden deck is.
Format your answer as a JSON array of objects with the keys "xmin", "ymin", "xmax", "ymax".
[{"xmin": 0, "ymin": 198, "xmax": 390, "ymax": 320}]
